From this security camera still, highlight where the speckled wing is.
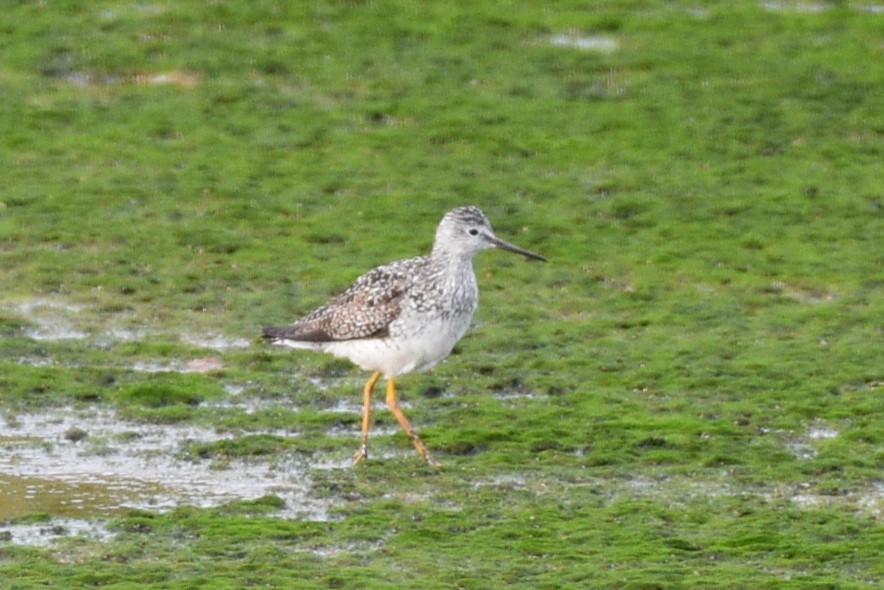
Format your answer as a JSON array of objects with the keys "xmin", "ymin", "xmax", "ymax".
[{"xmin": 263, "ymin": 260, "xmax": 417, "ymax": 343}]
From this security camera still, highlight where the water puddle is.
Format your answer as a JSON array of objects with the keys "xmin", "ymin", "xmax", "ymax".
[
  {"xmin": 0, "ymin": 517, "xmax": 116, "ymax": 547},
  {"xmin": 766, "ymin": 281, "xmax": 836, "ymax": 303},
  {"xmin": 779, "ymin": 482, "xmax": 883, "ymax": 518},
  {"xmin": 480, "ymin": 470, "xmax": 883, "ymax": 520},
  {"xmin": 200, "ymin": 386, "xmax": 284, "ymax": 416},
  {"xmin": 180, "ymin": 333, "xmax": 251, "ymax": 351},
  {"xmin": 9, "ymin": 299, "xmax": 89, "ymax": 341},
  {"xmin": 760, "ymin": 1, "xmax": 883, "ymax": 12},
  {"xmin": 0, "ymin": 407, "xmax": 335, "ymax": 526},
  {"xmin": 492, "ymin": 391, "xmax": 542, "ymax": 407},
  {"xmin": 807, "ymin": 425, "xmax": 838, "ymax": 439},
  {"xmin": 131, "ymin": 357, "xmax": 224, "ymax": 374},
  {"xmin": 760, "ymin": 1, "xmax": 830, "ymax": 12},
  {"xmin": 784, "ymin": 420, "xmax": 839, "ymax": 460},
  {"xmin": 45, "ymin": 66, "xmax": 199, "ymax": 89},
  {"xmin": 325, "ymin": 423, "xmax": 400, "ymax": 439},
  {"xmin": 3, "ymin": 297, "xmax": 249, "ymax": 353},
  {"xmin": 99, "ymin": 326, "xmax": 148, "ymax": 344},
  {"xmin": 134, "ymin": 70, "xmax": 201, "ymax": 89},
  {"xmin": 548, "ymin": 34, "xmax": 618, "ymax": 53},
  {"xmin": 320, "ymin": 398, "xmax": 413, "ymax": 414}
]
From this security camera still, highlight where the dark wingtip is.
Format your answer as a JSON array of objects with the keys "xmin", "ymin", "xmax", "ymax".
[
  {"xmin": 262, "ymin": 324, "xmax": 338, "ymax": 343},
  {"xmin": 261, "ymin": 325, "xmax": 284, "ymax": 340}
]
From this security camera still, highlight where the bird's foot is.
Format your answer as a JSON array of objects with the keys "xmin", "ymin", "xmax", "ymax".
[
  {"xmin": 352, "ymin": 444, "xmax": 369, "ymax": 466},
  {"xmin": 422, "ymin": 451, "xmax": 441, "ymax": 469},
  {"xmin": 411, "ymin": 437, "xmax": 441, "ymax": 468}
]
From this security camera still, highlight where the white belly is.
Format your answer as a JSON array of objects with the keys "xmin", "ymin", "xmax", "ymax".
[{"xmin": 323, "ymin": 313, "xmax": 470, "ymax": 376}]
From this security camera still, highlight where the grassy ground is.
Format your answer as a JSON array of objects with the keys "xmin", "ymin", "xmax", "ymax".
[{"xmin": 1, "ymin": 0, "xmax": 882, "ymax": 588}]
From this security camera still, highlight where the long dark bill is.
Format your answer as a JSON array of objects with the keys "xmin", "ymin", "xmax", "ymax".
[{"xmin": 487, "ymin": 235, "xmax": 547, "ymax": 262}]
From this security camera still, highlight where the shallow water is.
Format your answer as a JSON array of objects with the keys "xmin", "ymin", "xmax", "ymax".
[{"xmin": 0, "ymin": 407, "xmax": 333, "ymax": 523}]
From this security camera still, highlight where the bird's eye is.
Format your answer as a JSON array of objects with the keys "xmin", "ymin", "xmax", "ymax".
[{"xmin": 469, "ymin": 228, "xmax": 479, "ymax": 236}]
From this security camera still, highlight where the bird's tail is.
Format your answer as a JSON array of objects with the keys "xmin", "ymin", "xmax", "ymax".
[{"xmin": 262, "ymin": 325, "xmax": 295, "ymax": 341}]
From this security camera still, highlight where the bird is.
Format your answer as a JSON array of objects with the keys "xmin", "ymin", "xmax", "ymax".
[{"xmin": 262, "ymin": 205, "xmax": 546, "ymax": 467}]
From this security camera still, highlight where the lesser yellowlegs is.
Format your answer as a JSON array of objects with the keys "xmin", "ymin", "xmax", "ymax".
[{"xmin": 262, "ymin": 205, "xmax": 546, "ymax": 466}]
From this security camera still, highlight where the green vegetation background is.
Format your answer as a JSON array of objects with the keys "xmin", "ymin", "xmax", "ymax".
[{"xmin": 1, "ymin": 1, "xmax": 881, "ymax": 588}]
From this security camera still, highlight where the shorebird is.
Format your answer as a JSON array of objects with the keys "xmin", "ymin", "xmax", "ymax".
[{"xmin": 262, "ymin": 205, "xmax": 546, "ymax": 466}]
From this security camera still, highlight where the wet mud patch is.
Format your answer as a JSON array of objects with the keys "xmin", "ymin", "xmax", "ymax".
[{"xmin": 0, "ymin": 407, "xmax": 336, "ymax": 527}]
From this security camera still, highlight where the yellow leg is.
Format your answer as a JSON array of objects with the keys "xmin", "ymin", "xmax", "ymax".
[
  {"xmin": 353, "ymin": 370, "xmax": 381, "ymax": 466},
  {"xmin": 385, "ymin": 376, "xmax": 440, "ymax": 467}
]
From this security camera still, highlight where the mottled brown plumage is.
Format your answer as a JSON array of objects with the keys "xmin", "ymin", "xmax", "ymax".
[{"xmin": 263, "ymin": 264, "xmax": 409, "ymax": 342}]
